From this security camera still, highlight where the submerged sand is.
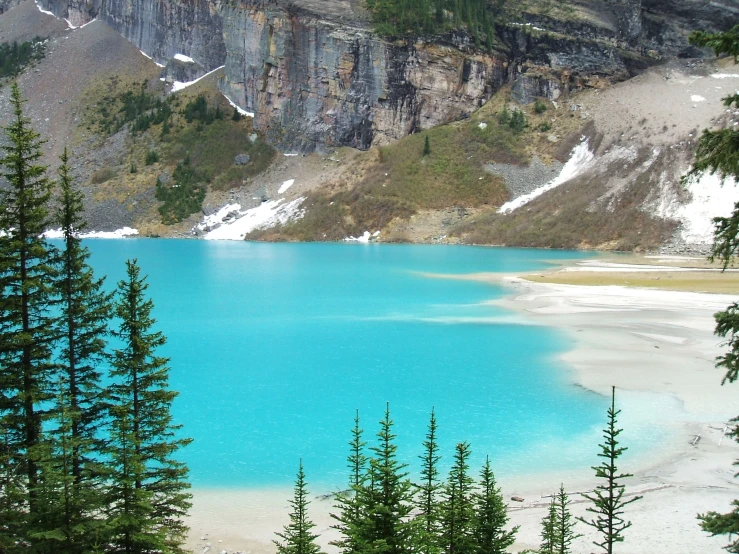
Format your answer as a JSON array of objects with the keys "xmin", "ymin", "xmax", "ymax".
[{"xmin": 186, "ymin": 271, "xmax": 739, "ymax": 554}]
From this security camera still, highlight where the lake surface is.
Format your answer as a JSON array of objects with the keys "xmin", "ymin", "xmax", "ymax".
[{"xmin": 80, "ymin": 240, "xmax": 655, "ymax": 488}]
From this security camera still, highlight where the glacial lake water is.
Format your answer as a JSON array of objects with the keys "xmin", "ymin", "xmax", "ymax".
[{"xmin": 79, "ymin": 240, "xmax": 670, "ymax": 489}]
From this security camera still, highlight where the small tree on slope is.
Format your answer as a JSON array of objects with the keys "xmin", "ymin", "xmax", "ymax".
[
  {"xmin": 275, "ymin": 460, "xmax": 324, "ymax": 554},
  {"xmin": 578, "ymin": 387, "xmax": 641, "ymax": 554},
  {"xmin": 416, "ymin": 408, "xmax": 442, "ymax": 554},
  {"xmin": 554, "ymin": 484, "xmax": 581, "ymax": 554},
  {"xmin": 688, "ymin": 25, "xmax": 739, "ymax": 552},
  {"xmin": 472, "ymin": 456, "xmax": 517, "ymax": 554}
]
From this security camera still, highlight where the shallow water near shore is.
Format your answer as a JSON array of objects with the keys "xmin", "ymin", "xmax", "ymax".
[{"xmin": 79, "ymin": 240, "xmax": 678, "ymax": 488}]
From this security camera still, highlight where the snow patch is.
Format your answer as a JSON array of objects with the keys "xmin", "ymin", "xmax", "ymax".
[
  {"xmin": 345, "ymin": 231, "xmax": 372, "ymax": 243},
  {"xmin": 676, "ymin": 172, "xmax": 739, "ymax": 245},
  {"xmin": 43, "ymin": 227, "xmax": 139, "ymax": 239},
  {"xmin": 171, "ymin": 65, "xmax": 225, "ymax": 93},
  {"xmin": 221, "ymin": 92, "xmax": 254, "ymax": 118},
  {"xmin": 497, "ymin": 139, "xmax": 594, "ymax": 214},
  {"xmin": 690, "ymin": 95, "xmax": 706, "ymax": 102},
  {"xmin": 711, "ymin": 73, "xmax": 739, "ymax": 79},
  {"xmin": 35, "ymin": 1, "xmax": 55, "ymax": 16},
  {"xmin": 478, "ymin": 122, "xmax": 487, "ymax": 130},
  {"xmin": 278, "ymin": 179, "xmax": 295, "ymax": 194},
  {"xmin": 139, "ymin": 49, "xmax": 165, "ymax": 68},
  {"xmin": 203, "ymin": 198, "xmax": 305, "ymax": 241},
  {"xmin": 174, "ymin": 53, "xmax": 195, "ymax": 63}
]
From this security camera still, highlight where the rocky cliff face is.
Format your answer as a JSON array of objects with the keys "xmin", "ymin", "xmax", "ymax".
[
  {"xmin": 29, "ymin": 0, "xmax": 739, "ymax": 151},
  {"xmin": 220, "ymin": 1, "xmax": 507, "ymax": 151}
]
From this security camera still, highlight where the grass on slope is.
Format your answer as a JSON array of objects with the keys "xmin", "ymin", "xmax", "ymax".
[{"xmin": 249, "ymin": 89, "xmax": 545, "ymax": 242}]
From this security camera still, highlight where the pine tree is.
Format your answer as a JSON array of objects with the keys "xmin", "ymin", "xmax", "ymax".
[
  {"xmin": 578, "ymin": 387, "xmax": 641, "ymax": 554},
  {"xmin": 553, "ymin": 484, "xmax": 580, "ymax": 554},
  {"xmin": 440, "ymin": 442, "xmax": 475, "ymax": 554},
  {"xmin": 416, "ymin": 408, "xmax": 441, "ymax": 554},
  {"xmin": 275, "ymin": 460, "xmax": 324, "ymax": 554},
  {"xmin": 359, "ymin": 403, "xmax": 415, "ymax": 554},
  {"xmin": 422, "ymin": 135, "xmax": 431, "ymax": 157},
  {"xmin": 30, "ymin": 147, "xmax": 113, "ymax": 553},
  {"xmin": 539, "ymin": 498, "xmax": 557, "ymax": 554},
  {"xmin": 106, "ymin": 259, "xmax": 192, "ymax": 554},
  {"xmin": 472, "ymin": 456, "xmax": 517, "ymax": 554},
  {"xmin": 0, "ymin": 82, "xmax": 59, "ymax": 518},
  {"xmin": 688, "ymin": 26, "xmax": 739, "ymax": 552},
  {"xmin": 331, "ymin": 410, "xmax": 368, "ymax": 554}
]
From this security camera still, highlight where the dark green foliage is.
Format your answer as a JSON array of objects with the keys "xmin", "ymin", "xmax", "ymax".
[
  {"xmin": 0, "ymin": 38, "xmax": 45, "ymax": 79},
  {"xmin": 106, "ymin": 260, "xmax": 192, "ymax": 553},
  {"xmin": 145, "ymin": 150, "xmax": 159, "ymax": 165},
  {"xmin": 365, "ymin": 0, "xmax": 501, "ymax": 48},
  {"xmin": 130, "ymin": 163, "xmax": 137, "ymax": 174},
  {"xmin": 416, "ymin": 409, "xmax": 441, "ymax": 554},
  {"xmin": 578, "ymin": 387, "xmax": 641, "ymax": 553},
  {"xmin": 539, "ymin": 122, "xmax": 552, "ymax": 132},
  {"xmin": 331, "ymin": 411, "xmax": 368, "ymax": 554},
  {"xmin": 275, "ymin": 461, "xmax": 324, "ymax": 554},
  {"xmin": 534, "ymin": 99, "xmax": 547, "ymax": 114},
  {"xmin": 440, "ymin": 442, "xmax": 475, "ymax": 554},
  {"xmin": 553, "ymin": 485, "xmax": 580, "ymax": 554},
  {"xmin": 0, "ymin": 83, "xmax": 59, "ymax": 518},
  {"xmin": 155, "ymin": 156, "xmax": 206, "ymax": 224},
  {"xmin": 423, "ymin": 135, "xmax": 431, "ymax": 157},
  {"xmin": 35, "ymin": 148, "xmax": 113, "ymax": 553},
  {"xmin": 90, "ymin": 82, "xmax": 173, "ymax": 136},
  {"xmin": 183, "ymin": 95, "xmax": 223, "ymax": 125},
  {"xmin": 232, "ymin": 108, "xmax": 242, "ymax": 122},
  {"xmin": 690, "ymin": 27, "xmax": 739, "ymax": 553},
  {"xmin": 497, "ymin": 107, "xmax": 527, "ymax": 132},
  {"xmin": 358, "ymin": 404, "xmax": 416, "ymax": 554},
  {"xmin": 540, "ymin": 498, "xmax": 557, "ymax": 554},
  {"xmin": 471, "ymin": 456, "xmax": 517, "ymax": 554}
]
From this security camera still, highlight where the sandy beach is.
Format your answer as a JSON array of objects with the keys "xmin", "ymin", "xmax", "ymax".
[{"xmin": 186, "ymin": 264, "xmax": 739, "ymax": 554}]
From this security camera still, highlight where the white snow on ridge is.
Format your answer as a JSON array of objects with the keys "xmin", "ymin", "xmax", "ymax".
[
  {"xmin": 677, "ymin": 172, "xmax": 739, "ymax": 245},
  {"xmin": 174, "ymin": 53, "xmax": 195, "ymax": 63},
  {"xmin": 711, "ymin": 73, "xmax": 739, "ymax": 79},
  {"xmin": 221, "ymin": 92, "xmax": 255, "ymax": 118},
  {"xmin": 203, "ymin": 198, "xmax": 305, "ymax": 241},
  {"xmin": 171, "ymin": 65, "xmax": 225, "ymax": 93},
  {"xmin": 345, "ymin": 231, "xmax": 372, "ymax": 243},
  {"xmin": 35, "ymin": 1, "xmax": 55, "ymax": 16},
  {"xmin": 43, "ymin": 227, "xmax": 139, "ymax": 239},
  {"xmin": 690, "ymin": 95, "xmax": 706, "ymax": 102},
  {"xmin": 278, "ymin": 179, "xmax": 295, "ymax": 194},
  {"xmin": 138, "ymin": 49, "xmax": 165, "ymax": 68},
  {"xmin": 497, "ymin": 139, "xmax": 594, "ymax": 214}
]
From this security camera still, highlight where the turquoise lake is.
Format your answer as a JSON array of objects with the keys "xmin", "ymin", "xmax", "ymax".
[{"xmin": 81, "ymin": 240, "xmax": 629, "ymax": 488}]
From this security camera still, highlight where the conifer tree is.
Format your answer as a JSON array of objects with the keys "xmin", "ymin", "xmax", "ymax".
[
  {"xmin": 416, "ymin": 408, "xmax": 441, "ymax": 554},
  {"xmin": 0, "ymin": 82, "xmax": 59, "ymax": 517},
  {"xmin": 423, "ymin": 136, "xmax": 431, "ymax": 157},
  {"xmin": 331, "ymin": 410, "xmax": 368, "ymax": 554},
  {"xmin": 440, "ymin": 442, "xmax": 475, "ymax": 554},
  {"xmin": 553, "ymin": 484, "xmax": 580, "ymax": 554},
  {"xmin": 29, "ymin": 148, "xmax": 113, "ymax": 553},
  {"xmin": 106, "ymin": 259, "xmax": 192, "ymax": 554},
  {"xmin": 539, "ymin": 498, "xmax": 557, "ymax": 554},
  {"xmin": 688, "ymin": 26, "xmax": 739, "ymax": 552},
  {"xmin": 275, "ymin": 460, "xmax": 324, "ymax": 554},
  {"xmin": 578, "ymin": 387, "xmax": 641, "ymax": 554},
  {"xmin": 359, "ymin": 403, "xmax": 415, "ymax": 554},
  {"xmin": 472, "ymin": 456, "xmax": 517, "ymax": 554}
]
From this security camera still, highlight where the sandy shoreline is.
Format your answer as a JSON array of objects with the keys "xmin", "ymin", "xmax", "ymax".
[{"xmin": 186, "ymin": 274, "xmax": 739, "ymax": 554}]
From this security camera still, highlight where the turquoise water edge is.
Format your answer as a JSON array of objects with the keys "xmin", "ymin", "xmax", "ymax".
[{"xmin": 79, "ymin": 240, "xmax": 661, "ymax": 489}]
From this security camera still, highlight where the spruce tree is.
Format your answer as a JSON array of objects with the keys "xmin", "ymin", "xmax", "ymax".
[
  {"xmin": 688, "ymin": 26, "xmax": 739, "ymax": 552},
  {"xmin": 553, "ymin": 484, "xmax": 580, "ymax": 554},
  {"xmin": 471, "ymin": 456, "xmax": 517, "ymax": 554},
  {"xmin": 539, "ymin": 498, "xmax": 557, "ymax": 554},
  {"xmin": 106, "ymin": 259, "xmax": 192, "ymax": 554},
  {"xmin": 416, "ymin": 408, "xmax": 441, "ymax": 554},
  {"xmin": 0, "ymin": 82, "xmax": 59, "ymax": 518},
  {"xmin": 578, "ymin": 387, "xmax": 641, "ymax": 554},
  {"xmin": 359, "ymin": 403, "xmax": 415, "ymax": 554},
  {"xmin": 30, "ymin": 148, "xmax": 113, "ymax": 553},
  {"xmin": 275, "ymin": 460, "xmax": 324, "ymax": 554},
  {"xmin": 331, "ymin": 410, "xmax": 368, "ymax": 554},
  {"xmin": 423, "ymin": 135, "xmax": 431, "ymax": 157},
  {"xmin": 440, "ymin": 442, "xmax": 475, "ymax": 554}
]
